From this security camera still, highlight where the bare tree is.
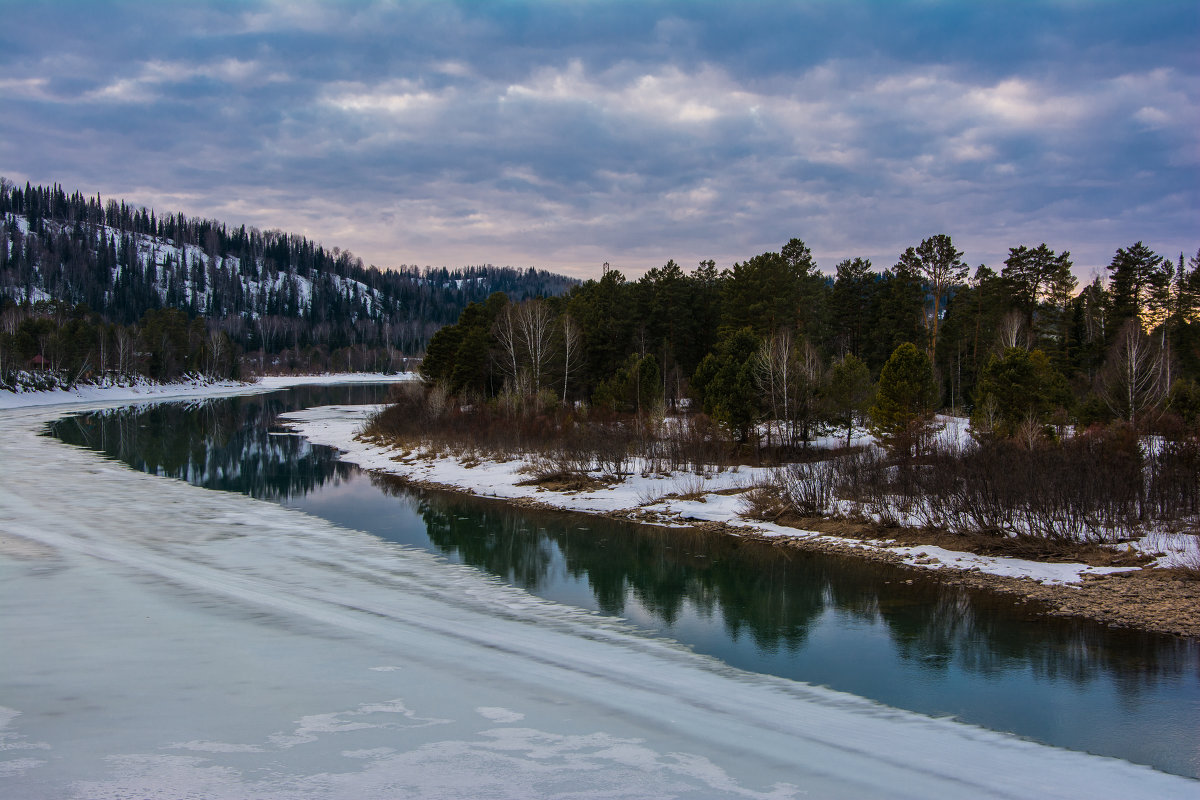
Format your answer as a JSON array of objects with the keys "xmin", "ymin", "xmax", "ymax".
[
  {"xmin": 560, "ymin": 312, "xmax": 581, "ymax": 405},
  {"xmin": 753, "ymin": 331, "xmax": 823, "ymax": 449},
  {"xmin": 997, "ymin": 311, "xmax": 1029, "ymax": 349},
  {"xmin": 206, "ymin": 329, "xmax": 226, "ymax": 377},
  {"xmin": 795, "ymin": 339, "xmax": 824, "ymax": 447},
  {"xmin": 754, "ymin": 329, "xmax": 795, "ymax": 449},
  {"xmin": 254, "ymin": 314, "xmax": 281, "ymax": 374},
  {"xmin": 383, "ymin": 321, "xmax": 397, "ymax": 373},
  {"xmin": 0, "ymin": 305, "xmax": 21, "ymax": 337},
  {"xmin": 493, "ymin": 303, "xmax": 522, "ymax": 394},
  {"xmin": 1, "ymin": 306, "xmax": 23, "ymax": 378},
  {"xmin": 516, "ymin": 299, "xmax": 555, "ymax": 396},
  {"xmin": 115, "ymin": 327, "xmax": 134, "ymax": 377},
  {"xmin": 95, "ymin": 326, "xmax": 108, "ymax": 377},
  {"xmin": 1100, "ymin": 320, "xmax": 1167, "ymax": 428}
]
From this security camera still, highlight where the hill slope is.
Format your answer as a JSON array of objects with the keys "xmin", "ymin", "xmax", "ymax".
[{"xmin": 0, "ymin": 180, "xmax": 577, "ymax": 361}]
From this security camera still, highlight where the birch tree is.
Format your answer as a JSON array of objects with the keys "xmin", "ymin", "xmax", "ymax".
[
  {"xmin": 753, "ymin": 329, "xmax": 794, "ymax": 448},
  {"xmin": 254, "ymin": 314, "xmax": 281, "ymax": 374},
  {"xmin": 1100, "ymin": 320, "xmax": 1167, "ymax": 428},
  {"xmin": 115, "ymin": 326, "xmax": 134, "ymax": 377},
  {"xmin": 560, "ymin": 312, "xmax": 581, "ymax": 405},
  {"xmin": 516, "ymin": 299, "xmax": 554, "ymax": 397},
  {"xmin": 493, "ymin": 303, "xmax": 522, "ymax": 394}
]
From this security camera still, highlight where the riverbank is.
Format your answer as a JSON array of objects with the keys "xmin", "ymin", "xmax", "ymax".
[
  {"xmin": 280, "ymin": 404, "xmax": 1200, "ymax": 640},
  {"xmin": 0, "ymin": 372, "xmax": 416, "ymax": 410}
]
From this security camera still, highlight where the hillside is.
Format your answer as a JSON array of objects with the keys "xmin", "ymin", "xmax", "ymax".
[{"xmin": 0, "ymin": 180, "xmax": 577, "ymax": 374}]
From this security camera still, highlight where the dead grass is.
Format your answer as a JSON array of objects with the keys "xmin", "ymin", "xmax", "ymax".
[
  {"xmin": 671, "ymin": 474, "xmax": 708, "ymax": 501},
  {"xmin": 740, "ymin": 482, "xmax": 789, "ymax": 522}
]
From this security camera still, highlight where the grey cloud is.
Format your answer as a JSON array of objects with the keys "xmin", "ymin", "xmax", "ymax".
[{"xmin": 0, "ymin": 1, "xmax": 1194, "ymax": 279}]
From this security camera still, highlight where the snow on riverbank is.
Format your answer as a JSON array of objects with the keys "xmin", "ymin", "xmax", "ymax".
[
  {"xmin": 281, "ymin": 404, "xmax": 1143, "ymax": 587},
  {"xmin": 0, "ymin": 372, "xmax": 416, "ymax": 410},
  {"xmin": 2, "ymin": 393, "xmax": 1197, "ymax": 797}
]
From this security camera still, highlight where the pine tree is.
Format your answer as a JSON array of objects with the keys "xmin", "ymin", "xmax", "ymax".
[
  {"xmin": 1107, "ymin": 241, "xmax": 1165, "ymax": 329},
  {"xmin": 869, "ymin": 342, "xmax": 938, "ymax": 457},
  {"xmin": 896, "ymin": 234, "xmax": 968, "ymax": 357}
]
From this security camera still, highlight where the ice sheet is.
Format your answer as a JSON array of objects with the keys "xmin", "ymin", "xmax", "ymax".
[{"xmin": 1, "ymin": 400, "xmax": 1195, "ymax": 798}]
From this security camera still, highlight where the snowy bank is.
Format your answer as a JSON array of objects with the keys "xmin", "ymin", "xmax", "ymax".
[
  {"xmin": 280, "ymin": 404, "xmax": 1144, "ymax": 587},
  {"xmin": 0, "ymin": 372, "xmax": 416, "ymax": 410}
]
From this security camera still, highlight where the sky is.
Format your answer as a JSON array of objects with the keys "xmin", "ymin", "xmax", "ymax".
[{"xmin": 0, "ymin": 1, "xmax": 1196, "ymax": 281}]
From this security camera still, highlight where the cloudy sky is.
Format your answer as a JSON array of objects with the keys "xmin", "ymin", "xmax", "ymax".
[{"xmin": 1, "ymin": 1, "xmax": 1195, "ymax": 280}]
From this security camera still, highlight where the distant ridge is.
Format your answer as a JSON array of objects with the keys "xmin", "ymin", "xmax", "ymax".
[{"xmin": 0, "ymin": 179, "xmax": 578, "ymax": 357}]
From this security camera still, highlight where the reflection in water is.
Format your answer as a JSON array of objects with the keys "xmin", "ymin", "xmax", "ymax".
[
  {"xmin": 393, "ymin": 478, "xmax": 1196, "ymax": 693},
  {"xmin": 49, "ymin": 385, "xmax": 389, "ymax": 501},
  {"xmin": 46, "ymin": 387, "xmax": 1200, "ymax": 778}
]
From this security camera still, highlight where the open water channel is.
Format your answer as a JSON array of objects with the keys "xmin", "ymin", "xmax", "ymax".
[{"xmin": 48, "ymin": 383, "xmax": 1200, "ymax": 779}]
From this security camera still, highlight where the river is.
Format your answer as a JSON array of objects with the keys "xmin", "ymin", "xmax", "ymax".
[{"xmin": 44, "ymin": 383, "xmax": 1200, "ymax": 781}]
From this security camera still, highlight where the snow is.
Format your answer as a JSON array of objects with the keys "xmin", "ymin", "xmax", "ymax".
[
  {"xmin": 1, "ymin": 394, "xmax": 1195, "ymax": 797},
  {"xmin": 281, "ymin": 404, "xmax": 1143, "ymax": 586},
  {"xmin": 0, "ymin": 372, "xmax": 416, "ymax": 410},
  {"xmin": 4, "ymin": 213, "xmax": 389, "ymax": 322}
]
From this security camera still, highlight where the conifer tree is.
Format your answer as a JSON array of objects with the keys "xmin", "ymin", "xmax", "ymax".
[
  {"xmin": 1107, "ymin": 242, "xmax": 1165, "ymax": 330},
  {"xmin": 896, "ymin": 234, "xmax": 967, "ymax": 357},
  {"xmin": 869, "ymin": 342, "xmax": 938, "ymax": 457}
]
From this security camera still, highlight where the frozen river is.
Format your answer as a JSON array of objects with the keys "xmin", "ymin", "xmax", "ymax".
[{"xmin": 1, "ymin": 383, "xmax": 1197, "ymax": 798}]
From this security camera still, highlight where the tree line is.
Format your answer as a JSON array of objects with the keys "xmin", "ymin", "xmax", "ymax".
[
  {"xmin": 419, "ymin": 234, "xmax": 1200, "ymax": 453},
  {"xmin": 0, "ymin": 299, "xmax": 238, "ymax": 389}
]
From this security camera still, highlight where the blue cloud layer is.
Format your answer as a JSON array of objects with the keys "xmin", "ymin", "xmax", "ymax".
[{"xmin": 1, "ymin": 1, "xmax": 1195, "ymax": 278}]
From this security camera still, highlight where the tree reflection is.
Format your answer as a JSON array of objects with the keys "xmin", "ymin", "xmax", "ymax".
[
  {"xmin": 378, "ymin": 481, "xmax": 1198, "ymax": 696},
  {"xmin": 48, "ymin": 384, "xmax": 391, "ymax": 501}
]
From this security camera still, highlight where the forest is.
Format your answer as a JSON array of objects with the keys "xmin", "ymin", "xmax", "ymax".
[
  {"xmin": 418, "ymin": 234, "xmax": 1200, "ymax": 440},
  {"xmin": 0, "ymin": 180, "xmax": 575, "ymax": 387},
  {"xmin": 383, "ymin": 234, "xmax": 1200, "ymax": 552}
]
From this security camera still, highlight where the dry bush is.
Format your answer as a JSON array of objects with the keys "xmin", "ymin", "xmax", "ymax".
[
  {"xmin": 590, "ymin": 422, "xmax": 634, "ymax": 480},
  {"xmin": 778, "ymin": 459, "xmax": 841, "ymax": 516},
  {"xmin": 636, "ymin": 484, "xmax": 668, "ymax": 506},
  {"xmin": 908, "ymin": 429, "xmax": 1147, "ymax": 543},
  {"xmin": 671, "ymin": 474, "xmax": 708, "ymax": 500},
  {"xmin": 659, "ymin": 413, "xmax": 729, "ymax": 473},
  {"xmin": 368, "ymin": 383, "xmax": 743, "ymax": 483},
  {"xmin": 1145, "ymin": 438, "xmax": 1200, "ymax": 520},
  {"xmin": 762, "ymin": 424, "xmax": 1200, "ymax": 547},
  {"xmin": 1180, "ymin": 534, "xmax": 1200, "ymax": 578},
  {"xmin": 740, "ymin": 480, "xmax": 789, "ymax": 521}
]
